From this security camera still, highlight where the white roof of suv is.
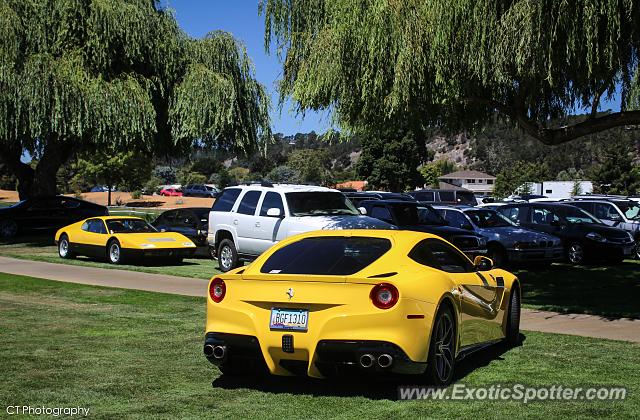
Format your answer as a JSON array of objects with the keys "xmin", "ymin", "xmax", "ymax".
[{"xmin": 228, "ymin": 183, "xmax": 338, "ymax": 193}]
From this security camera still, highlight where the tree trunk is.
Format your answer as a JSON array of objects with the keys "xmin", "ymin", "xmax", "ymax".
[
  {"xmin": 28, "ymin": 138, "xmax": 74, "ymax": 198},
  {"xmin": 0, "ymin": 142, "xmax": 35, "ymax": 200}
]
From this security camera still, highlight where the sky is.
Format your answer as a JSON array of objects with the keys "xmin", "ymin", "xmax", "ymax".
[{"xmin": 167, "ymin": 0, "xmax": 332, "ymax": 136}]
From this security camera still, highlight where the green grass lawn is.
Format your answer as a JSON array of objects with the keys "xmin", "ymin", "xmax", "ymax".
[
  {"xmin": 0, "ymin": 273, "xmax": 638, "ymax": 418},
  {"xmin": 1, "ymin": 238, "xmax": 638, "ymax": 319},
  {"xmin": 0, "ymin": 236, "xmax": 220, "ymax": 279}
]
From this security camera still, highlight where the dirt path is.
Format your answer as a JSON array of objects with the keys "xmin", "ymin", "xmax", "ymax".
[{"xmin": 1, "ymin": 256, "xmax": 638, "ymax": 343}]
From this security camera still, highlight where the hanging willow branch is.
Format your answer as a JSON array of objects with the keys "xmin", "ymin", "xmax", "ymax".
[
  {"xmin": 261, "ymin": 0, "xmax": 640, "ymax": 144},
  {"xmin": 0, "ymin": 0, "xmax": 271, "ymax": 198}
]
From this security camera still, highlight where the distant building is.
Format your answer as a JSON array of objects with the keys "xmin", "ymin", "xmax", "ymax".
[
  {"xmin": 335, "ymin": 180, "xmax": 367, "ymax": 191},
  {"xmin": 519, "ymin": 181, "xmax": 594, "ymax": 200},
  {"xmin": 439, "ymin": 170, "xmax": 496, "ymax": 195}
]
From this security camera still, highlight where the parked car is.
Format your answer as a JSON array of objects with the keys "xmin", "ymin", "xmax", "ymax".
[
  {"xmin": 160, "ymin": 187, "xmax": 182, "ymax": 197},
  {"xmin": 433, "ymin": 206, "xmax": 563, "ymax": 267},
  {"xmin": 208, "ymin": 184, "xmax": 394, "ymax": 271},
  {"xmin": 359, "ymin": 200, "xmax": 487, "ymax": 259},
  {"xmin": 152, "ymin": 207, "xmax": 210, "ymax": 255},
  {"xmin": 55, "ymin": 216, "xmax": 196, "ymax": 264},
  {"xmin": 563, "ymin": 198, "xmax": 640, "ymax": 259},
  {"xmin": 0, "ymin": 196, "xmax": 108, "ymax": 239},
  {"xmin": 204, "ymin": 229, "xmax": 520, "ymax": 384},
  {"xmin": 493, "ymin": 203, "xmax": 635, "ymax": 264},
  {"xmin": 182, "ymin": 184, "xmax": 218, "ymax": 198},
  {"xmin": 343, "ymin": 191, "xmax": 415, "ymax": 207},
  {"xmin": 409, "ymin": 189, "xmax": 477, "ymax": 206}
]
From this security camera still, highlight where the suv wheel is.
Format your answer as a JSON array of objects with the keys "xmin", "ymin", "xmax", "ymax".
[{"xmin": 218, "ymin": 239, "xmax": 239, "ymax": 272}]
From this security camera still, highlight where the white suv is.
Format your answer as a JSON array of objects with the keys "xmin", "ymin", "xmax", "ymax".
[{"xmin": 208, "ymin": 183, "xmax": 394, "ymax": 271}]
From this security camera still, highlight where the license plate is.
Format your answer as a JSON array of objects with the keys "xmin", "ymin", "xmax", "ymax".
[
  {"xmin": 269, "ymin": 308, "xmax": 308, "ymax": 331},
  {"xmin": 623, "ymin": 246, "xmax": 634, "ymax": 255}
]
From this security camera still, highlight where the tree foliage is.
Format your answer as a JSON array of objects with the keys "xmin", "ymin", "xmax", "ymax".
[
  {"xmin": 355, "ymin": 127, "xmax": 426, "ymax": 191},
  {"xmin": 0, "ymin": 0, "xmax": 270, "ymax": 199},
  {"xmin": 591, "ymin": 139, "xmax": 640, "ymax": 195},
  {"xmin": 261, "ymin": 0, "xmax": 640, "ymax": 145}
]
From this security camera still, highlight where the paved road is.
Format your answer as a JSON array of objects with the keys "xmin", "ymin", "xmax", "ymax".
[{"xmin": 1, "ymin": 256, "xmax": 639, "ymax": 343}]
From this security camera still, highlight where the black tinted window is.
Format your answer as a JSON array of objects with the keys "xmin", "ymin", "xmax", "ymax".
[
  {"xmin": 211, "ymin": 188, "xmax": 241, "ymax": 212},
  {"xmin": 260, "ymin": 192, "xmax": 285, "ymax": 216},
  {"xmin": 438, "ymin": 191, "xmax": 455, "ymax": 202},
  {"xmin": 261, "ymin": 236, "xmax": 392, "ymax": 275},
  {"xmin": 237, "ymin": 191, "xmax": 262, "ymax": 215},
  {"xmin": 371, "ymin": 206, "xmax": 393, "ymax": 222},
  {"xmin": 409, "ymin": 238, "xmax": 472, "ymax": 273},
  {"xmin": 442, "ymin": 210, "xmax": 472, "ymax": 229},
  {"xmin": 415, "ymin": 192, "xmax": 435, "ymax": 201},
  {"xmin": 456, "ymin": 192, "xmax": 477, "ymax": 205}
]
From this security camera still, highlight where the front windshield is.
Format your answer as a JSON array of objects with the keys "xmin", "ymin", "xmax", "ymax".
[
  {"xmin": 286, "ymin": 192, "xmax": 359, "ymax": 216},
  {"xmin": 555, "ymin": 206, "xmax": 601, "ymax": 224},
  {"xmin": 466, "ymin": 210, "xmax": 514, "ymax": 228},
  {"xmin": 106, "ymin": 219, "xmax": 157, "ymax": 233},
  {"xmin": 417, "ymin": 206, "xmax": 447, "ymax": 225},
  {"xmin": 614, "ymin": 201, "xmax": 640, "ymax": 220}
]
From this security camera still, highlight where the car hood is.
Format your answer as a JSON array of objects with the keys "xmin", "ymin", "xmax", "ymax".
[
  {"xmin": 292, "ymin": 215, "xmax": 396, "ymax": 230},
  {"xmin": 567, "ymin": 222, "xmax": 631, "ymax": 239},
  {"xmin": 480, "ymin": 226, "xmax": 559, "ymax": 243}
]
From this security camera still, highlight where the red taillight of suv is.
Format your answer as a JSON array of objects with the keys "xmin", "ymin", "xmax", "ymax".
[
  {"xmin": 209, "ymin": 278, "xmax": 226, "ymax": 303},
  {"xmin": 370, "ymin": 283, "xmax": 399, "ymax": 309}
]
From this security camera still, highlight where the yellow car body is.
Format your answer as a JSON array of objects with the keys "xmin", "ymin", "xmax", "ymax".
[
  {"xmin": 204, "ymin": 229, "xmax": 520, "ymax": 383},
  {"xmin": 54, "ymin": 216, "xmax": 196, "ymax": 263}
]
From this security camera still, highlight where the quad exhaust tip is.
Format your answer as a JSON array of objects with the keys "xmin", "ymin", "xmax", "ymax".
[
  {"xmin": 204, "ymin": 344, "xmax": 227, "ymax": 360},
  {"xmin": 378, "ymin": 353, "xmax": 393, "ymax": 368},
  {"xmin": 359, "ymin": 353, "xmax": 375, "ymax": 368}
]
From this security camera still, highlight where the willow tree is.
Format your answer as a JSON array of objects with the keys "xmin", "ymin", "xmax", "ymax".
[
  {"xmin": 260, "ymin": 0, "xmax": 640, "ymax": 145},
  {"xmin": 0, "ymin": 0, "xmax": 270, "ymax": 199}
]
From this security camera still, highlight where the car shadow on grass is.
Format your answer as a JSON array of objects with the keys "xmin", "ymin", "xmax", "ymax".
[
  {"xmin": 210, "ymin": 335, "xmax": 525, "ymax": 400},
  {"xmin": 0, "ymin": 234, "xmax": 55, "ymax": 246},
  {"xmin": 515, "ymin": 261, "xmax": 640, "ymax": 320}
]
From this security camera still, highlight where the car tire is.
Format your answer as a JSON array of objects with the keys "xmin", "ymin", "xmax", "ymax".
[
  {"xmin": 487, "ymin": 243, "xmax": 508, "ymax": 268},
  {"xmin": 503, "ymin": 287, "xmax": 521, "ymax": 347},
  {"xmin": 425, "ymin": 304, "xmax": 457, "ymax": 386},
  {"xmin": 209, "ymin": 245, "xmax": 217, "ymax": 260},
  {"xmin": 107, "ymin": 239, "xmax": 123, "ymax": 264},
  {"xmin": 566, "ymin": 242, "xmax": 585, "ymax": 264},
  {"xmin": 58, "ymin": 234, "xmax": 76, "ymax": 259},
  {"xmin": 218, "ymin": 239, "xmax": 239, "ymax": 272},
  {"xmin": 0, "ymin": 219, "xmax": 18, "ymax": 239}
]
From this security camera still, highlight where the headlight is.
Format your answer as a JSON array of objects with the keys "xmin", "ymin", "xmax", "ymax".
[
  {"xmin": 140, "ymin": 243, "xmax": 156, "ymax": 248},
  {"xmin": 586, "ymin": 232, "xmax": 606, "ymax": 242},
  {"xmin": 478, "ymin": 237, "xmax": 487, "ymax": 247}
]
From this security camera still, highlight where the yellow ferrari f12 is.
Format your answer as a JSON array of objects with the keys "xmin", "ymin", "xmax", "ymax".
[{"xmin": 204, "ymin": 230, "xmax": 520, "ymax": 385}]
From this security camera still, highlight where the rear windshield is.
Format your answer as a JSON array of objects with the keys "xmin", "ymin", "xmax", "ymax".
[
  {"xmin": 456, "ymin": 191, "xmax": 477, "ymax": 205},
  {"xmin": 260, "ymin": 236, "xmax": 391, "ymax": 275}
]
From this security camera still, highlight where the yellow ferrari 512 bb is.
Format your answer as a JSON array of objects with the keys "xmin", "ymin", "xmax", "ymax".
[
  {"xmin": 204, "ymin": 229, "xmax": 520, "ymax": 385},
  {"xmin": 55, "ymin": 216, "xmax": 196, "ymax": 264}
]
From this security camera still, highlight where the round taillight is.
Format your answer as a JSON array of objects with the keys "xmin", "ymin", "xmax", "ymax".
[
  {"xmin": 209, "ymin": 278, "xmax": 226, "ymax": 303},
  {"xmin": 370, "ymin": 283, "xmax": 399, "ymax": 309}
]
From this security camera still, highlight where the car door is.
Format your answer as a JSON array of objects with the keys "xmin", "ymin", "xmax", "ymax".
[
  {"xmin": 75, "ymin": 219, "xmax": 109, "ymax": 257},
  {"xmin": 525, "ymin": 206, "xmax": 564, "ymax": 236},
  {"xmin": 253, "ymin": 191, "xmax": 286, "ymax": 253},
  {"xmin": 22, "ymin": 197, "xmax": 63, "ymax": 231},
  {"xmin": 233, "ymin": 190, "xmax": 263, "ymax": 255},
  {"xmin": 593, "ymin": 202, "xmax": 624, "ymax": 229},
  {"xmin": 411, "ymin": 238, "xmax": 505, "ymax": 346}
]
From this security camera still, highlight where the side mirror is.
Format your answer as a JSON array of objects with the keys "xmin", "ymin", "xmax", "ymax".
[
  {"xmin": 550, "ymin": 219, "xmax": 565, "ymax": 227},
  {"xmin": 160, "ymin": 228, "xmax": 166, "ymax": 232},
  {"xmin": 266, "ymin": 208, "xmax": 283, "ymax": 218},
  {"xmin": 609, "ymin": 213, "xmax": 622, "ymax": 222},
  {"xmin": 358, "ymin": 207, "xmax": 367, "ymax": 215},
  {"xmin": 463, "ymin": 224, "xmax": 474, "ymax": 231},
  {"xmin": 473, "ymin": 255, "xmax": 494, "ymax": 271}
]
